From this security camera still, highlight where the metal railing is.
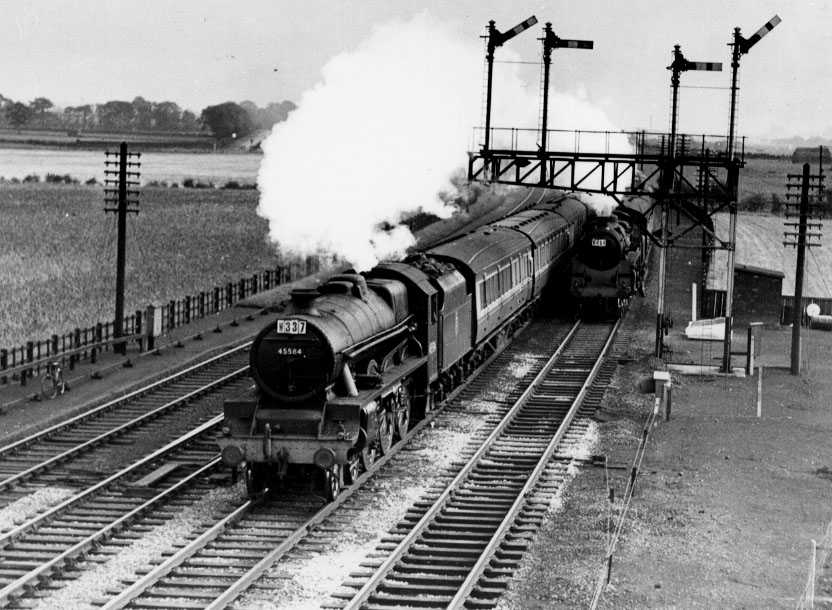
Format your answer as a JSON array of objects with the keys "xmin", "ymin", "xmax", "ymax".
[{"xmin": 471, "ymin": 127, "xmax": 746, "ymax": 162}]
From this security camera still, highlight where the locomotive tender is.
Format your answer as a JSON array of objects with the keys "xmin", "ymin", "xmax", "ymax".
[
  {"xmin": 569, "ymin": 197, "xmax": 652, "ymax": 317},
  {"xmin": 218, "ymin": 195, "xmax": 591, "ymax": 498}
]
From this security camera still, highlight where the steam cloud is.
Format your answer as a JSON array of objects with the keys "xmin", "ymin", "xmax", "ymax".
[{"xmin": 258, "ymin": 13, "xmax": 630, "ymax": 270}]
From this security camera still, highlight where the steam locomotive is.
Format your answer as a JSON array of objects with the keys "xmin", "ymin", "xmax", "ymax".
[
  {"xmin": 218, "ymin": 195, "xmax": 592, "ymax": 499},
  {"xmin": 569, "ymin": 197, "xmax": 652, "ymax": 317}
]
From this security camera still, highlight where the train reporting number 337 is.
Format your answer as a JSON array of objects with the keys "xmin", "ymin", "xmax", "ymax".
[{"xmin": 276, "ymin": 319, "xmax": 307, "ymax": 334}]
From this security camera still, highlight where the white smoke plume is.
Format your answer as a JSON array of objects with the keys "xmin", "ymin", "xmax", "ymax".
[{"xmin": 257, "ymin": 13, "xmax": 631, "ymax": 270}]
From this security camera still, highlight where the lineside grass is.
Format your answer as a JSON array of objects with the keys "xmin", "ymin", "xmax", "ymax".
[{"xmin": 1, "ymin": 184, "xmax": 279, "ymax": 347}]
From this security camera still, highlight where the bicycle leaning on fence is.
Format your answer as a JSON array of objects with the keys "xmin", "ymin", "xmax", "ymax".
[{"xmin": 40, "ymin": 360, "xmax": 68, "ymax": 400}]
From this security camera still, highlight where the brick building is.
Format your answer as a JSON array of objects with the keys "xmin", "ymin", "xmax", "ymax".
[{"xmin": 704, "ymin": 264, "xmax": 784, "ymax": 326}]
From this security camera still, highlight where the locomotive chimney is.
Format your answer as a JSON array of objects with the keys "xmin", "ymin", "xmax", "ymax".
[{"xmin": 290, "ymin": 288, "xmax": 320, "ymax": 313}]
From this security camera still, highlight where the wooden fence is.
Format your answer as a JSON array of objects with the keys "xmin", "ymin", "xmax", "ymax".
[
  {"xmin": 702, "ymin": 290, "xmax": 832, "ymax": 325},
  {"xmin": 1, "ymin": 259, "xmax": 319, "ymax": 386}
]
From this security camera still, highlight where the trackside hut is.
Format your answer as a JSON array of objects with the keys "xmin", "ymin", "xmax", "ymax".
[{"xmin": 705, "ymin": 263, "xmax": 784, "ymax": 326}]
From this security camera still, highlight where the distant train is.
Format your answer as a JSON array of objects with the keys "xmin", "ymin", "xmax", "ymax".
[
  {"xmin": 569, "ymin": 197, "xmax": 652, "ymax": 317},
  {"xmin": 217, "ymin": 194, "xmax": 592, "ymax": 499}
]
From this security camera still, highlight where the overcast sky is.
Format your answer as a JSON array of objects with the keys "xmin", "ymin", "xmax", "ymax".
[{"xmin": 1, "ymin": 0, "xmax": 828, "ymax": 138}]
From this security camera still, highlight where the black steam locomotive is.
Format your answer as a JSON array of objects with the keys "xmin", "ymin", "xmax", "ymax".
[
  {"xmin": 218, "ymin": 195, "xmax": 591, "ymax": 498},
  {"xmin": 569, "ymin": 197, "xmax": 652, "ymax": 317}
]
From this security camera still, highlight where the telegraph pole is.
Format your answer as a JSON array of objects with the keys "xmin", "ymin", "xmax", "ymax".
[
  {"xmin": 791, "ymin": 164, "xmax": 810, "ymax": 374},
  {"xmin": 784, "ymin": 162, "xmax": 824, "ymax": 375},
  {"xmin": 104, "ymin": 142, "xmax": 141, "ymax": 354}
]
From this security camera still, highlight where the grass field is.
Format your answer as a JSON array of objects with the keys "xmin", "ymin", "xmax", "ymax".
[
  {"xmin": 0, "ymin": 184, "xmax": 280, "ymax": 347},
  {"xmin": 740, "ymin": 156, "xmax": 795, "ymax": 199}
]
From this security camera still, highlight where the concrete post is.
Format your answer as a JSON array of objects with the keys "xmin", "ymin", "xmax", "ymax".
[{"xmin": 146, "ymin": 305, "xmax": 162, "ymax": 351}]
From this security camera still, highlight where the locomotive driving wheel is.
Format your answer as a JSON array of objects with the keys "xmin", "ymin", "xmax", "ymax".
[
  {"xmin": 394, "ymin": 385, "xmax": 411, "ymax": 440},
  {"xmin": 377, "ymin": 409, "xmax": 394, "ymax": 455},
  {"xmin": 324, "ymin": 464, "xmax": 343, "ymax": 501},
  {"xmin": 360, "ymin": 443, "xmax": 377, "ymax": 470},
  {"xmin": 366, "ymin": 359, "xmax": 381, "ymax": 376},
  {"xmin": 345, "ymin": 452, "xmax": 361, "ymax": 484}
]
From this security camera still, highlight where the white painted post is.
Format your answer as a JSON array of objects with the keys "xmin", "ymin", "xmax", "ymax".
[
  {"xmin": 145, "ymin": 305, "xmax": 162, "ymax": 351},
  {"xmin": 810, "ymin": 539, "xmax": 817, "ymax": 608},
  {"xmin": 691, "ymin": 282, "xmax": 698, "ymax": 322},
  {"xmin": 653, "ymin": 371, "xmax": 671, "ymax": 422},
  {"xmin": 756, "ymin": 365, "xmax": 763, "ymax": 418}
]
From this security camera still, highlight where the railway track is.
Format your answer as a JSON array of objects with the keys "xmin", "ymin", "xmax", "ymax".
[
  {"xmin": 331, "ymin": 320, "xmax": 619, "ymax": 609},
  {"xmin": 2, "ymin": 317, "xmax": 622, "ymax": 609},
  {"xmin": 0, "ymin": 416, "xmax": 233, "ymax": 607},
  {"xmin": 33, "ymin": 321, "xmax": 573, "ymax": 609},
  {"xmin": 0, "ymin": 344, "xmax": 251, "ymax": 516}
]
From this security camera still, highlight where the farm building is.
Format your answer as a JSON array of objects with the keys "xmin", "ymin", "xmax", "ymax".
[
  {"xmin": 705, "ymin": 213, "xmax": 832, "ymax": 325},
  {"xmin": 791, "ymin": 146, "xmax": 831, "ymax": 163}
]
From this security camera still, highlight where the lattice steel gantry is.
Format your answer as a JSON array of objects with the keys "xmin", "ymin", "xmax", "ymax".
[{"xmin": 467, "ymin": 15, "xmax": 781, "ymax": 373}]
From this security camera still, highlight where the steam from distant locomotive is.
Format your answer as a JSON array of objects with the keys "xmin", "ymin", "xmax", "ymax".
[{"xmin": 257, "ymin": 13, "xmax": 628, "ymax": 270}]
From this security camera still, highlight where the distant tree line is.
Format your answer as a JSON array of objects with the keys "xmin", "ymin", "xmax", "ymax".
[{"xmin": 0, "ymin": 94, "xmax": 296, "ymax": 138}]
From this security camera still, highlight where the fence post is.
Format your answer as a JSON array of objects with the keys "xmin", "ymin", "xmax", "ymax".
[
  {"xmin": 72, "ymin": 328, "xmax": 81, "ymax": 370},
  {"xmin": 92, "ymin": 323, "xmax": 102, "ymax": 363},
  {"xmin": 168, "ymin": 299, "xmax": 176, "ymax": 330},
  {"xmin": 746, "ymin": 326, "xmax": 754, "ymax": 376},
  {"xmin": 51, "ymin": 334, "xmax": 59, "ymax": 359},
  {"xmin": 756, "ymin": 365, "xmax": 763, "ymax": 418},
  {"xmin": 1, "ymin": 348, "xmax": 7, "ymax": 384},
  {"xmin": 184, "ymin": 295, "xmax": 192, "ymax": 324},
  {"xmin": 199, "ymin": 292, "xmax": 206, "ymax": 318},
  {"xmin": 226, "ymin": 282, "xmax": 234, "ymax": 307},
  {"xmin": 213, "ymin": 286, "xmax": 220, "ymax": 312},
  {"xmin": 22, "ymin": 340, "xmax": 34, "ymax": 386}
]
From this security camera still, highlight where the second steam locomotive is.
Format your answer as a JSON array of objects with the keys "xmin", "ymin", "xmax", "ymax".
[{"xmin": 569, "ymin": 197, "xmax": 652, "ymax": 317}]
